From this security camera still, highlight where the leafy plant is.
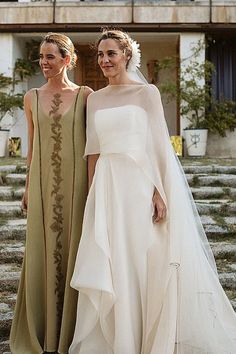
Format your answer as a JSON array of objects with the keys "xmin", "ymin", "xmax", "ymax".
[
  {"xmin": 156, "ymin": 40, "xmax": 236, "ymax": 135},
  {"xmin": 0, "ymin": 74, "xmax": 23, "ymax": 128},
  {"xmin": 14, "ymin": 58, "xmax": 37, "ymax": 81},
  {"xmin": 157, "ymin": 40, "xmax": 215, "ymax": 129},
  {"xmin": 0, "ymin": 40, "xmax": 40, "ymax": 127},
  {"xmin": 13, "ymin": 40, "xmax": 40, "ymax": 83},
  {"xmin": 0, "ymin": 74, "xmax": 12, "ymax": 89},
  {"xmin": 205, "ymin": 100, "xmax": 236, "ymax": 137}
]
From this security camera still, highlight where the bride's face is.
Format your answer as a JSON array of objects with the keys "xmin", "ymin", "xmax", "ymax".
[{"xmin": 97, "ymin": 39, "xmax": 128, "ymax": 79}]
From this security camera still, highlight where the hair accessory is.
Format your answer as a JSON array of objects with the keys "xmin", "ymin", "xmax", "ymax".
[{"xmin": 127, "ymin": 39, "xmax": 141, "ymax": 72}]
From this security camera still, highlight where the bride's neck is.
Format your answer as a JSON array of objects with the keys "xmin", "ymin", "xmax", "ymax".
[{"xmin": 108, "ymin": 72, "xmax": 133, "ymax": 86}]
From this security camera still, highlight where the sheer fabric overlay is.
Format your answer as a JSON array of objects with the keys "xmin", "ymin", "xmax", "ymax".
[{"xmin": 70, "ymin": 84, "xmax": 236, "ymax": 354}]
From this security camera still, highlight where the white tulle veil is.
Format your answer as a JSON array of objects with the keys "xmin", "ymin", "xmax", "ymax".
[{"xmin": 125, "ymin": 56, "xmax": 236, "ymax": 351}]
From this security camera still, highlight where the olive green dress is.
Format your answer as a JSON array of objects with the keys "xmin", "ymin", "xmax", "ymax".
[{"xmin": 10, "ymin": 87, "xmax": 88, "ymax": 354}]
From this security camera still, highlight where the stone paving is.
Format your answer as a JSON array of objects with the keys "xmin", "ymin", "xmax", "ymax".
[{"xmin": 0, "ymin": 157, "xmax": 236, "ymax": 353}]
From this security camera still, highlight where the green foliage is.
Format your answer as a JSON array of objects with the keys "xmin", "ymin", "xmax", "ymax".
[
  {"xmin": 14, "ymin": 58, "xmax": 37, "ymax": 81},
  {"xmin": 157, "ymin": 40, "xmax": 236, "ymax": 136},
  {"xmin": 0, "ymin": 40, "xmax": 39, "ymax": 125},
  {"xmin": 157, "ymin": 40, "xmax": 215, "ymax": 129},
  {"xmin": 205, "ymin": 100, "xmax": 236, "ymax": 137},
  {"xmin": 0, "ymin": 92, "xmax": 23, "ymax": 115},
  {"xmin": 14, "ymin": 40, "xmax": 40, "ymax": 82},
  {"xmin": 0, "ymin": 76, "xmax": 23, "ymax": 125},
  {"xmin": 0, "ymin": 74, "xmax": 13, "ymax": 89}
]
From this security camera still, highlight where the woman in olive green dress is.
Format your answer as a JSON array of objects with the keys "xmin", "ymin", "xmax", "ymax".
[{"xmin": 10, "ymin": 33, "xmax": 93, "ymax": 354}]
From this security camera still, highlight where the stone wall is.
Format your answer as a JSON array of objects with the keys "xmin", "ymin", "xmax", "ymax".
[
  {"xmin": 207, "ymin": 131, "xmax": 236, "ymax": 158},
  {"xmin": 0, "ymin": 1, "xmax": 236, "ymax": 25}
]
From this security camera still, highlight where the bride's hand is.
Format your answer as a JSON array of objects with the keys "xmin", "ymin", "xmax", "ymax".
[{"xmin": 152, "ymin": 189, "xmax": 166, "ymax": 223}]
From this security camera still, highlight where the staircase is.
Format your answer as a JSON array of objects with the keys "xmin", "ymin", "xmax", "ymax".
[{"xmin": 0, "ymin": 157, "xmax": 236, "ymax": 354}]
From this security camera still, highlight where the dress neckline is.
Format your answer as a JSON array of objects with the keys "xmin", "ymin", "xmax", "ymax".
[
  {"xmin": 36, "ymin": 87, "xmax": 81, "ymax": 118},
  {"xmin": 107, "ymin": 83, "xmax": 146, "ymax": 87}
]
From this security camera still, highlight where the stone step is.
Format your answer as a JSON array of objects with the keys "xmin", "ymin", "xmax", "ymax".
[
  {"xmin": 2, "ymin": 163, "xmax": 236, "ymax": 177},
  {"xmin": 0, "ymin": 312, "xmax": 12, "ymax": 342},
  {"xmin": 0, "ymin": 341, "xmax": 10, "ymax": 354},
  {"xmin": 0, "ymin": 292, "xmax": 16, "ymax": 344},
  {"xmin": 201, "ymin": 215, "xmax": 236, "ymax": 234},
  {"xmin": 224, "ymin": 216, "xmax": 236, "ymax": 226},
  {"xmin": 225, "ymin": 290, "xmax": 236, "ymax": 311},
  {"xmin": 0, "ymin": 201, "xmax": 23, "ymax": 218},
  {"xmin": 183, "ymin": 165, "xmax": 236, "ymax": 175},
  {"xmin": 196, "ymin": 200, "xmax": 236, "ymax": 215},
  {"xmin": 3, "ymin": 172, "xmax": 236, "ymax": 190},
  {"xmin": 0, "ymin": 241, "xmax": 24, "ymax": 265},
  {"xmin": 0, "ymin": 216, "xmax": 234, "ymax": 244},
  {"xmin": 0, "ymin": 165, "xmax": 18, "ymax": 175},
  {"xmin": 0, "ymin": 219, "xmax": 26, "ymax": 241},
  {"xmin": 191, "ymin": 186, "xmax": 236, "ymax": 199},
  {"xmin": 0, "ymin": 239, "xmax": 235, "ymax": 269},
  {"xmin": 0, "ymin": 264, "xmax": 20, "ymax": 294},
  {"xmin": 0, "ymin": 186, "xmax": 235, "ymax": 203},
  {"xmin": 0, "ymin": 255, "xmax": 235, "ymax": 297},
  {"xmin": 186, "ymin": 174, "xmax": 236, "ymax": 187},
  {"xmin": 5, "ymin": 174, "xmax": 236, "ymax": 189},
  {"xmin": 0, "ymin": 200, "xmax": 234, "ymax": 222},
  {"xmin": 219, "ymin": 272, "xmax": 236, "ymax": 290},
  {"xmin": 0, "ymin": 186, "xmax": 25, "ymax": 201},
  {"xmin": 210, "ymin": 242, "xmax": 236, "ymax": 262},
  {"xmin": 5, "ymin": 174, "xmax": 26, "ymax": 186},
  {"xmin": 204, "ymin": 224, "xmax": 236, "ymax": 241},
  {"xmin": 0, "ymin": 161, "xmax": 26, "ymax": 174}
]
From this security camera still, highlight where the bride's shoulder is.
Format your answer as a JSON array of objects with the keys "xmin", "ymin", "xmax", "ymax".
[
  {"xmin": 140, "ymin": 84, "xmax": 161, "ymax": 101},
  {"xmin": 141, "ymin": 84, "xmax": 160, "ymax": 93},
  {"xmin": 87, "ymin": 86, "xmax": 107, "ymax": 101}
]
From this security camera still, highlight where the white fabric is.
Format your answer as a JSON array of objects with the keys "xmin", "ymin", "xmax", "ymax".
[{"xmin": 69, "ymin": 84, "xmax": 236, "ymax": 354}]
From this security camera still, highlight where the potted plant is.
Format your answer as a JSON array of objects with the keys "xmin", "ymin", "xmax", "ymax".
[
  {"xmin": 0, "ymin": 73, "xmax": 23, "ymax": 157},
  {"xmin": 157, "ymin": 40, "xmax": 215, "ymax": 156},
  {"xmin": 180, "ymin": 57, "xmax": 214, "ymax": 156}
]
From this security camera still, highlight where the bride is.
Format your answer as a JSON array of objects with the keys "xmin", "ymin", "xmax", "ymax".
[{"xmin": 69, "ymin": 28, "xmax": 236, "ymax": 354}]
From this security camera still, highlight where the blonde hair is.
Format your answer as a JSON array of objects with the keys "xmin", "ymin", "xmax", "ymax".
[{"xmin": 41, "ymin": 32, "xmax": 77, "ymax": 70}]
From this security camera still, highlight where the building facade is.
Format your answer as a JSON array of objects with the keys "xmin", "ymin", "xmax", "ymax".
[{"xmin": 0, "ymin": 0, "xmax": 236, "ymax": 156}]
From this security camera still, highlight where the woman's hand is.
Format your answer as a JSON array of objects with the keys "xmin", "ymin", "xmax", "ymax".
[
  {"xmin": 21, "ymin": 189, "xmax": 28, "ymax": 213},
  {"xmin": 152, "ymin": 188, "xmax": 166, "ymax": 223}
]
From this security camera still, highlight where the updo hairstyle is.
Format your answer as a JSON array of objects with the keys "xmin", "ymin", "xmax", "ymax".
[
  {"xmin": 40, "ymin": 32, "xmax": 77, "ymax": 70},
  {"xmin": 96, "ymin": 28, "xmax": 133, "ymax": 68}
]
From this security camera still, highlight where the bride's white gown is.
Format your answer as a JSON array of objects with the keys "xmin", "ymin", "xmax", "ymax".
[{"xmin": 69, "ymin": 85, "xmax": 236, "ymax": 354}]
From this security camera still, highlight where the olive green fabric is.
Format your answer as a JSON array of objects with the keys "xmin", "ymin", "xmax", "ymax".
[{"xmin": 10, "ymin": 87, "xmax": 87, "ymax": 354}]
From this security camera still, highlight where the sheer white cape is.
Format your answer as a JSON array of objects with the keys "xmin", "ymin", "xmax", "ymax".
[{"xmin": 71, "ymin": 83, "xmax": 236, "ymax": 354}]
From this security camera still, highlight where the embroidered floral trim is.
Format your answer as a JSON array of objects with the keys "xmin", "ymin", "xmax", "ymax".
[{"xmin": 49, "ymin": 93, "xmax": 64, "ymax": 334}]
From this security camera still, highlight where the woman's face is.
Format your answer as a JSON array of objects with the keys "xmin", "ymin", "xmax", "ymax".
[
  {"xmin": 39, "ymin": 42, "xmax": 69, "ymax": 79},
  {"xmin": 97, "ymin": 39, "xmax": 128, "ymax": 79}
]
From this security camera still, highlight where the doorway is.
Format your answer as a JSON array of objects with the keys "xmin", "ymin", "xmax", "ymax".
[{"xmin": 75, "ymin": 45, "xmax": 108, "ymax": 91}]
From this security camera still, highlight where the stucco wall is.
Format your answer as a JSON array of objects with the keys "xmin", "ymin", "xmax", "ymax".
[
  {"xmin": 179, "ymin": 33, "xmax": 205, "ymax": 132},
  {"xmin": 140, "ymin": 39, "xmax": 178, "ymax": 136}
]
